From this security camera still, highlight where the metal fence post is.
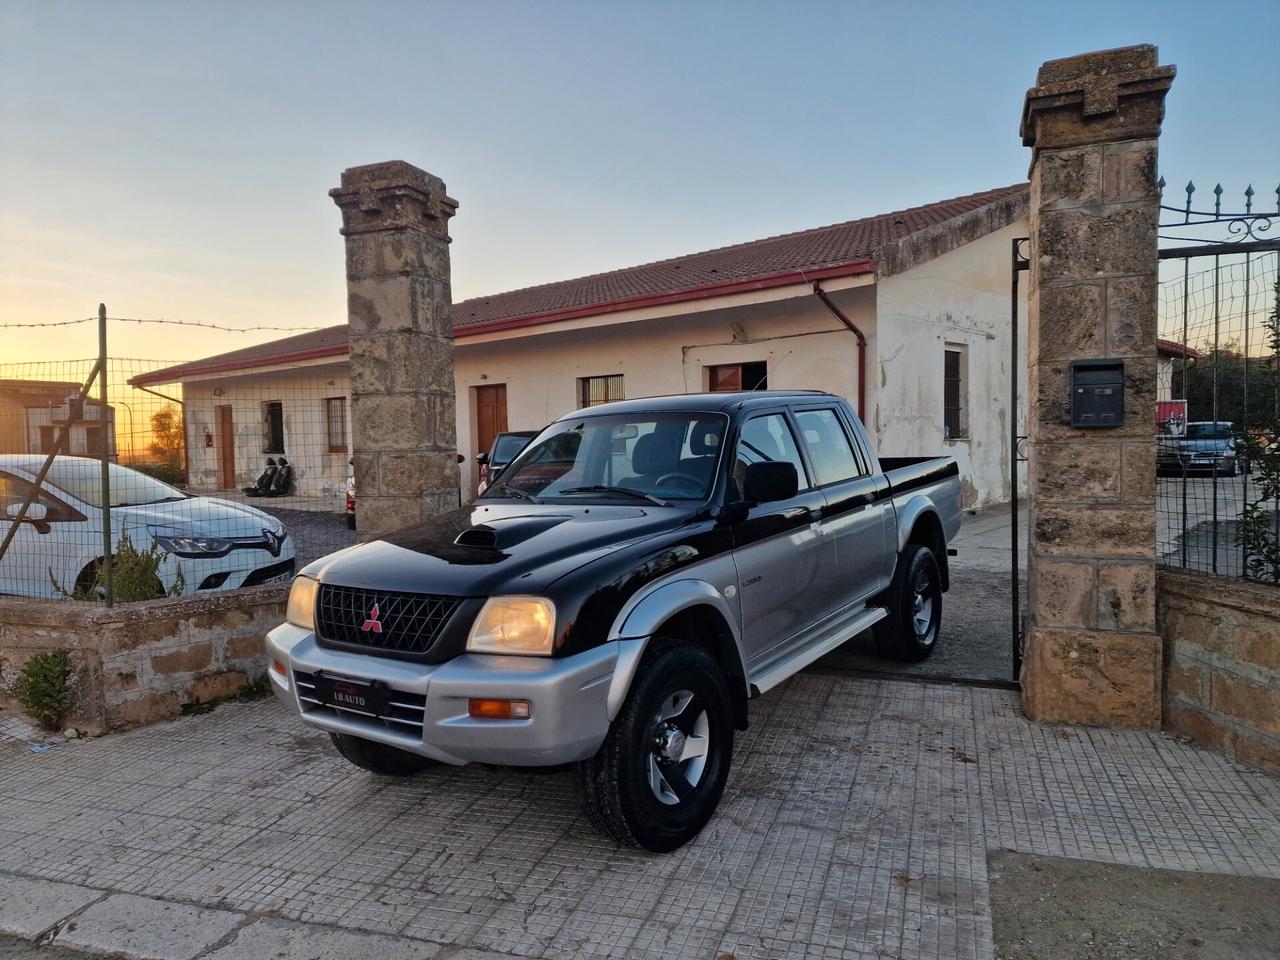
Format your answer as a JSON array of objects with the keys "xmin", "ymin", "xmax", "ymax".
[{"xmin": 99, "ymin": 303, "xmax": 113, "ymax": 607}]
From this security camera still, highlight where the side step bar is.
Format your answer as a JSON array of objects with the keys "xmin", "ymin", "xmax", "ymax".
[{"xmin": 748, "ymin": 605, "xmax": 888, "ymax": 696}]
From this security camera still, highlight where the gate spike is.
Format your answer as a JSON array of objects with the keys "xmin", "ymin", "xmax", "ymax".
[
  {"xmin": 1275, "ymin": 183, "xmax": 1279, "ymax": 213},
  {"xmin": 1213, "ymin": 183, "xmax": 1223, "ymax": 217},
  {"xmin": 1184, "ymin": 180, "xmax": 1195, "ymax": 217},
  {"xmin": 1244, "ymin": 183, "xmax": 1254, "ymax": 214}
]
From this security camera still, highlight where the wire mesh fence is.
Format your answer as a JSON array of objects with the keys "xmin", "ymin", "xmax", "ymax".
[
  {"xmin": 1156, "ymin": 250, "xmax": 1280, "ymax": 581},
  {"xmin": 0, "ymin": 330, "xmax": 357, "ymax": 605}
]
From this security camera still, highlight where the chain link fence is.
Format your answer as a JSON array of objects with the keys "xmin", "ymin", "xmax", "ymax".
[{"xmin": 0, "ymin": 325, "xmax": 357, "ymax": 605}]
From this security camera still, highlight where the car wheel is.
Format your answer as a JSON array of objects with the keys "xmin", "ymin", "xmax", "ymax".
[
  {"xmin": 346, "ymin": 513, "xmax": 356, "ymax": 531},
  {"xmin": 329, "ymin": 732, "xmax": 434, "ymax": 776},
  {"xmin": 575, "ymin": 643, "xmax": 733, "ymax": 852},
  {"xmin": 873, "ymin": 543, "xmax": 942, "ymax": 662}
]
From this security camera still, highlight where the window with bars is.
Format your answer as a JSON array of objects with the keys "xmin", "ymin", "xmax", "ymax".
[
  {"xmin": 707, "ymin": 361, "xmax": 768, "ymax": 392},
  {"xmin": 943, "ymin": 346, "xmax": 968, "ymax": 440},
  {"xmin": 580, "ymin": 374, "xmax": 624, "ymax": 407},
  {"xmin": 325, "ymin": 397, "xmax": 347, "ymax": 453}
]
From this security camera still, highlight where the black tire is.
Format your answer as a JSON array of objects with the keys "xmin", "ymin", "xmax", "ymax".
[
  {"xmin": 346, "ymin": 512, "xmax": 356, "ymax": 531},
  {"xmin": 872, "ymin": 543, "xmax": 943, "ymax": 662},
  {"xmin": 329, "ymin": 732, "xmax": 434, "ymax": 776},
  {"xmin": 575, "ymin": 643, "xmax": 733, "ymax": 852}
]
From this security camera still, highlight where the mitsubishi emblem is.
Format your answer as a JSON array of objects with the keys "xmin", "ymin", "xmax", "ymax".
[{"xmin": 361, "ymin": 603, "xmax": 383, "ymax": 633}]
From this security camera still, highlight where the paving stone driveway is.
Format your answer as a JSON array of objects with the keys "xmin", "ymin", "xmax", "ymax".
[{"xmin": 1, "ymin": 674, "xmax": 1278, "ymax": 960}]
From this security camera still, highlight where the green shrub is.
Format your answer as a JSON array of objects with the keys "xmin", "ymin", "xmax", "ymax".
[
  {"xmin": 14, "ymin": 650, "xmax": 74, "ymax": 730},
  {"xmin": 132, "ymin": 461, "xmax": 187, "ymax": 487},
  {"xmin": 50, "ymin": 531, "xmax": 185, "ymax": 603}
]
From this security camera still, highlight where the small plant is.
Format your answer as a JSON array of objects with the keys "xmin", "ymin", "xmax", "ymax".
[
  {"xmin": 50, "ymin": 531, "xmax": 185, "ymax": 603},
  {"xmin": 1235, "ymin": 419, "xmax": 1280, "ymax": 584},
  {"xmin": 13, "ymin": 650, "xmax": 74, "ymax": 730}
]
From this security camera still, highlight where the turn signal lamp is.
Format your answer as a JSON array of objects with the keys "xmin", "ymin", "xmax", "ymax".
[{"xmin": 468, "ymin": 698, "xmax": 532, "ymax": 720}]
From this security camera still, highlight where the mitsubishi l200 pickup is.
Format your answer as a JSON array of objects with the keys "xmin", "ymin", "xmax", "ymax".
[{"xmin": 268, "ymin": 391, "xmax": 962, "ymax": 851}]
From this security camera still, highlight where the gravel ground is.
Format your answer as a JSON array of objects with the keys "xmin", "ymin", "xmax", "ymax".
[{"xmin": 989, "ymin": 852, "xmax": 1280, "ymax": 960}]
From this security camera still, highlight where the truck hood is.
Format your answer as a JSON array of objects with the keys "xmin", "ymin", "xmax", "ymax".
[{"xmin": 302, "ymin": 501, "xmax": 694, "ymax": 595}]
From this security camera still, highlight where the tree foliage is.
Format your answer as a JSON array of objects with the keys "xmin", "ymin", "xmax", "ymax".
[{"xmin": 149, "ymin": 404, "xmax": 185, "ymax": 466}]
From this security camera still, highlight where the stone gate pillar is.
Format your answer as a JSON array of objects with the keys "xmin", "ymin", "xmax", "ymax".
[
  {"xmin": 330, "ymin": 161, "xmax": 459, "ymax": 539},
  {"xmin": 1019, "ymin": 46, "xmax": 1175, "ymax": 727}
]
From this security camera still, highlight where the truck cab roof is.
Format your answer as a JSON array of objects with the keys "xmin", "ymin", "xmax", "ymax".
[{"xmin": 563, "ymin": 391, "xmax": 836, "ymax": 419}]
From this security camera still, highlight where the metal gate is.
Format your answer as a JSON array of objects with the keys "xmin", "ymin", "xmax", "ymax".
[{"xmin": 1156, "ymin": 181, "xmax": 1280, "ymax": 582}]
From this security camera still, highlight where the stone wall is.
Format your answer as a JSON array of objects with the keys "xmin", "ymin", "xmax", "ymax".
[
  {"xmin": 1159, "ymin": 570, "xmax": 1280, "ymax": 773},
  {"xmin": 0, "ymin": 585, "xmax": 286, "ymax": 734}
]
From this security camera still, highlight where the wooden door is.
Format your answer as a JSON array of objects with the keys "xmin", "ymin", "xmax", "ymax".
[
  {"xmin": 474, "ymin": 384, "xmax": 508, "ymax": 487},
  {"xmin": 216, "ymin": 405, "xmax": 235, "ymax": 490}
]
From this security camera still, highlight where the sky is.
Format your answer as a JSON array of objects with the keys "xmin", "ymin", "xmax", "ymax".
[{"xmin": 1, "ymin": 0, "xmax": 1277, "ymax": 367}]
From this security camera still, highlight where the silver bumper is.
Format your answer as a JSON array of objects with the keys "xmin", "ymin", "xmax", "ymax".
[{"xmin": 266, "ymin": 623, "xmax": 625, "ymax": 766}]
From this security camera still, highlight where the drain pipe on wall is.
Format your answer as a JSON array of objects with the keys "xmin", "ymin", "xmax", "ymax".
[{"xmin": 811, "ymin": 281, "xmax": 867, "ymax": 417}]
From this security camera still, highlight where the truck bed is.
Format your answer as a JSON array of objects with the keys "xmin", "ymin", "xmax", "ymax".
[{"xmin": 879, "ymin": 456, "xmax": 960, "ymax": 496}]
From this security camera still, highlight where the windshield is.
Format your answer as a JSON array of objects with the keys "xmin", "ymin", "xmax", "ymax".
[
  {"xmin": 1185, "ymin": 422, "xmax": 1234, "ymax": 440},
  {"xmin": 492, "ymin": 433, "xmax": 533, "ymax": 463},
  {"xmin": 44, "ymin": 460, "xmax": 188, "ymax": 508},
  {"xmin": 484, "ymin": 412, "xmax": 727, "ymax": 502}
]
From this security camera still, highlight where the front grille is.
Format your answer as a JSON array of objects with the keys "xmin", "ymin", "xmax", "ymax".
[
  {"xmin": 293, "ymin": 669, "xmax": 426, "ymax": 738},
  {"xmin": 315, "ymin": 584, "xmax": 461, "ymax": 655}
]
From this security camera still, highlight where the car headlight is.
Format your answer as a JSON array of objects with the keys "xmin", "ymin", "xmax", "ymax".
[
  {"xmin": 466, "ymin": 596, "xmax": 556, "ymax": 656},
  {"xmin": 151, "ymin": 533, "xmax": 234, "ymax": 557},
  {"xmin": 286, "ymin": 576, "xmax": 318, "ymax": 630}
]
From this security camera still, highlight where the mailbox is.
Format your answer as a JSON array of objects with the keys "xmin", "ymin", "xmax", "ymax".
[{"xmin": 1070, "ymin": 359, "xmax": 1125, "ymax": 428}]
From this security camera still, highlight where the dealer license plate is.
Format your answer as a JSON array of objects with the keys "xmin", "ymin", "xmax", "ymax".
[{"xmin": 312, "ymin": 673, "xmax": 386, "ymax": 717}]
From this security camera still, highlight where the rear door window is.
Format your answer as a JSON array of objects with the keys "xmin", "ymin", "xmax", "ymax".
[
  {"xmin": 793, "ymin": 408, "xmax": 865, "ymax": 486},
  {"xmin": 735, "ymin": 413, "xmax": 810, "ymax": 492}
]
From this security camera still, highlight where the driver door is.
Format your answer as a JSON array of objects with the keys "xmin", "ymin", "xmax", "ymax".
[
  {"xmin": 729, "ymin": 411, "xmax": 836, "ymax": 668},
  {"xmin": 0, "ymin": 472, "xmax": 90, "ymax": 598}
]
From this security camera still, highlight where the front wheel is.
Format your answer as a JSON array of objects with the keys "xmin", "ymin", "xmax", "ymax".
[
  {"xmin": 575, "ymin": 643, "xmax": 733, "ymax": 852},
  {"xmin": 872, "ymin": 543, "xmax": 943, "ymax": 662}
]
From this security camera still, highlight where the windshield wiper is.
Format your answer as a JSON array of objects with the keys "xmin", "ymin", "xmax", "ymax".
[
  {"xmin": 488, "ymin": 482, "xmax": 539, "ymax": 503},
  {"xmin": 559, "ymin": 485, "xmax": 669, "ymax": 506}
]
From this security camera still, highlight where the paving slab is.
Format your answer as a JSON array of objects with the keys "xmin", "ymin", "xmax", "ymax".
[
  {"xmin": 0, "ymin": 680, "xmax": 1276, "ymax": 960},
  {"xmin": 52, "ymin": 894, "xmax": 242, "ymax": 960},
  {"xmin": 0, "ymin": 874, "xmax": 104, "ymax": 938},
  {"xmin": 204, "ymin": 917, "xmax": 443, "ymax": 959}
]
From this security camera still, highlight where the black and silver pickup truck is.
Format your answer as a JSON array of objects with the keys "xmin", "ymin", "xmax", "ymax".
[{"xmin": 268, "ymin": 391, "xmax": 962, "ymax": 850}]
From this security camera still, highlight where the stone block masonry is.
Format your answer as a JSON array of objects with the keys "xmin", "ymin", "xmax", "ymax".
[
  {"xmin": 331, "ymin": 161, "xmax": 461, "ymax": 540},
  {"xmin": 1159, "ymin": 570, "xmax": 1280, "ymax": 774},
  {"xmin": 0, "ymin": 586, "xmax": 286, "ymax": 733},
  {"xmin": 1019, "ymin": 45, "xmax": 1175, "ymax": 728}
]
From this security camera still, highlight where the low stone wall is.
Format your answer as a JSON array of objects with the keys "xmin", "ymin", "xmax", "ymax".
[
  {"xmin": 1158, "ymin": 569, "xmax": 1280, "ymax": 773},
  {"xmin": 0, "ymin": 585, "xmax": 287, "ymax": 734}
]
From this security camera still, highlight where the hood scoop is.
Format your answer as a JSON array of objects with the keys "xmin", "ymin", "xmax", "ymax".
[{"xmin": 454, "ymin": 514, "xmax": 571, "ymax": 550}]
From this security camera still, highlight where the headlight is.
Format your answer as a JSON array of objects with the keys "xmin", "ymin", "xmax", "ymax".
[
  {"xmin": 286, "ymin": 576, "xmax": 318, "ymax": 630},
  {"xmin": 466, "ymin": 596, "xmax": 556, "ymax": 656},
  {"xmin": 151, "ymin": 533, "xmax": 234, "ymax": 557}
]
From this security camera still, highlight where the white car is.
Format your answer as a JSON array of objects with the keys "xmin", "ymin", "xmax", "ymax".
[{"xmin": 0, "ymin": 455, "xmax": 295, "ymax": 599}]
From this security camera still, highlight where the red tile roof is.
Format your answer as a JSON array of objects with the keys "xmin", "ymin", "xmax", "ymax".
[
  {"xmin": 131, "ymin": 183, "xmax": 1028, "ymax": 386},
  {"xmin": 1157, "ymin": 338, "xmax": 1201, "ymax": 359}
]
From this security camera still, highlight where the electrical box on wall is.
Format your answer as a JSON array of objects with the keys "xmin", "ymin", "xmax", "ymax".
[{"xmin": 1070, "ymin": 359, "xmax": 1125, "ymax": 428}]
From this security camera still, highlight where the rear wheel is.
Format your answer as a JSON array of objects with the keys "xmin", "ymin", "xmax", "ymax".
[
  {"xmin": 873, "ymin": 543, "xmax": 942, "ymax": 662},
  {"xmin": 575, "ymin": 643, "xmax": 733, "ymax": 852},
  {"xmin": 329, "ymin": 732, "xmax": 434, "ymax": 776}
]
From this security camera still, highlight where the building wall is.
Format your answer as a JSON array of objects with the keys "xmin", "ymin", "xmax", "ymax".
[
  {"xmin": 874, "ymin": 221, "xmax": 1030, "ymax": 508},
  {"xmin": 1159, "ymin": 569, "xmax": 1280, "ymax": 774},
  {"xmin": 183, "ymin": 369, "xmax": 351, "ymax": 500},
  {"xmin": 452, "ymin": 287, "xmax": 875, "ymax": 494}
]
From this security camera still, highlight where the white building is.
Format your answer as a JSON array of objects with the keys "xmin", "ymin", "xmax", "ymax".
[{"xmin": 132, "ymin": 184, "xmax": 1030, "ymax": 508}]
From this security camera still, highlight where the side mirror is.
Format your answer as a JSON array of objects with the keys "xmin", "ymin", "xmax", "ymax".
[
  {"xmin": 5, "ymin": 502, "xmax": 48, "ymax": 522},
  {"xmin": 475, "ymin": 452, "xmax": 490, "ymax": 465},
  {"xmin": 743, "ymin": 462, "xmax": 798, "ymax": 505}
]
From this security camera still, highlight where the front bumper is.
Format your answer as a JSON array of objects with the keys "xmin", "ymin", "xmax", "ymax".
[{"xmin": 266, "ymin": 623, "xmax": 619, "ymax": 766}]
